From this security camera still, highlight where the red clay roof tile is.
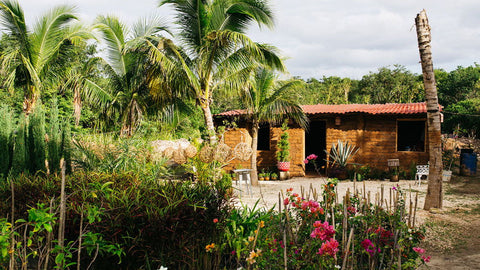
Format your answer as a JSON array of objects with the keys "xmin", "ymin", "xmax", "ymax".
[{"xmin": 217, "ymin": 102, "xmax": 436, "ymax": 116}]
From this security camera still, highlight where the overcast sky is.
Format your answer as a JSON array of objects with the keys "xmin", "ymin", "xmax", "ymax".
[{"xmin": 14, "ymin": 0, "xmax": 480, "ymax": 79}]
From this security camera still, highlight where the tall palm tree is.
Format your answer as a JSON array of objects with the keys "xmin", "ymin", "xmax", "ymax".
[
  {"xmin": 93, "ymin": 15, "xmax": 170, "ymax": 136},
  {"xmin": 415, "ymin": 10, "xmax": 443, "ymax": 210},
  {"xmin": 157, "ymin": 0, "xmax": 284, "ymax": 143},
  {"xmin": 241, "ymin": 67, "xmax": 308, "ymax": 186},
  {"xmin": 0, "ymin": 0, "xmax": 91, "ymax": 114}
]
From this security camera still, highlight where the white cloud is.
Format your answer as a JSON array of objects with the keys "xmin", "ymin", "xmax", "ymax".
[{"xmin": 13, "ymin": 0, "xmax": 480, "ymax": 78}]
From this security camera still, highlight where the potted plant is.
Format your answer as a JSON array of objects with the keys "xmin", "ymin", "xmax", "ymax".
[
  {"xmin": 326, "ymin": 140, "xmax": 359, "ymax": 180},
  {"xmin": 390, "ymin": 167, "xmax": 399, "ymax": 182},
  {"xmin": 276, "ymin": 121, "xmax": 290, "ymax": 171},
  {"xmin": 270, "ymin": 172, "xmax": 278, "ymax": 180},
  {"xmin": 264, "ymin": 172, "xmax": 270, "ymax": 181},
  {"xmin": 258, "ymin": 173, "xmax": 265, "ymax": 181}
]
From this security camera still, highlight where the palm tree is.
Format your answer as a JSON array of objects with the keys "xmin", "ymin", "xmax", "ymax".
[
  {"xmin": 0, "ymin": 0, "xmax": 91, "ymax": 114},
  {"xmin": 157, "ymin": 0, "xmax": 284, "ymax": 144},
  {"xmin": 93, "ymin": 15, "xmax": 170, "ymax": 136},
  {"xmin": 241, "ymin": 67, "xmax": 308, "ymax": 186},
  {"xmin": 415, "ymin": 10, "xmax": 443, "ymax": 210}
]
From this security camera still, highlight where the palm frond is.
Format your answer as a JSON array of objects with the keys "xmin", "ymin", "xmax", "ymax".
[
  {"xmin": 30, "ymin": 4, "xmax": 78, "ymax": 73},
  {"xmin": 93, "ymin": 15, "xmax": 127, "ymax": 76},
  {"xmin": 159, "ymin": 0, "xmax": 208, "ymax": 52},
  {"xmin": 83, "ymin": 79, "xmax": 113, "ymax": 106},
  {"xmin": 223, "ymin": 0, "xmax": 274, "ymax": 32},
  {"xmin": 0, "ymin": 0, "xmax": 30, "ymax": 57}
]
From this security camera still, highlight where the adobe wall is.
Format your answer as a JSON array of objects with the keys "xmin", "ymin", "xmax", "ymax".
[
  {"xmin": 323, "ymin": 115, "xmax": 429, "ymax": 171},
  {"xmin": 223, "ymin": 126, "xmax": 305, "ymax": 177},
  {"xmin": 222, "ymin": 114, "xmax": 429, "ymax": 177}
]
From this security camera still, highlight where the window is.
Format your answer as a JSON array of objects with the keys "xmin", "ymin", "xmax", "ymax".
[
  {"xmin": 257, "ymin": 124, "xmax": 270, "ymax": 150},
  {"xmin": 397, "ymin": 120, "xmax": 425, "ymax": 152}
]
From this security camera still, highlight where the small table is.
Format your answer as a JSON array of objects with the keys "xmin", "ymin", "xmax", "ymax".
[{"xmin": 233, "ymin": 169, "xmax": 252, "ymax": 196}]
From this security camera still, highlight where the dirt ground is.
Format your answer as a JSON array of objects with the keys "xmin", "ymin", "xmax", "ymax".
[{"xmin": 233, "ymin": 174, "xmax": 480, "ymax": 270}]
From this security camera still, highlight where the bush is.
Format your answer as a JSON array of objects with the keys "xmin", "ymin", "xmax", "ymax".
[
  {"xmin": 206, "ymin": 182, "xmax": 429, "ymax": 270},
  {"xmin": 0, "ymin": 171, "xmax": 233, "ymax": 269}
]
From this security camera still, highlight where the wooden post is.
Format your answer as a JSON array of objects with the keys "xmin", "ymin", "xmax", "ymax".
[{"xmin": 415, "ymin": 9, "xmax": 443, "ymax": 210}]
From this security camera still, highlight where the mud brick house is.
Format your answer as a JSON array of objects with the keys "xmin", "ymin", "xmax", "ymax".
[{"xmin": 216, "ymin": 102, "xmax": 435, "ymax": 177}]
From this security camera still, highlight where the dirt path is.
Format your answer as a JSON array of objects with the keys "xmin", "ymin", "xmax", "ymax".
[{"xmin": 233, "ymin": 175, "xmax": 480, "ymax": 270}]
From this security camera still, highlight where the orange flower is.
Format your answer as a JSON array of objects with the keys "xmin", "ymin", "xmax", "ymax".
[
  {"xmin": 259, "ymin": 221, "xmax": 265, "ymax": 228},
  {"xmin": 205, "ymin": 243, "xmax": 216, "ymax": 252},
  {"xmin": 248, "ymin": 236, "xmax": 255, "ymax": 242}
]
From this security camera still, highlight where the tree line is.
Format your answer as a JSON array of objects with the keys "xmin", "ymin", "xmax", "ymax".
[{"xmin": 0, "ymin": 0, "xmax": 478, "ymax": 140}]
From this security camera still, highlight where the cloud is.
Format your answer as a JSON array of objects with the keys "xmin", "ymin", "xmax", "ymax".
[{"xmin": 14, "ymin": 0, "xmax": 480, "ymax": 79}]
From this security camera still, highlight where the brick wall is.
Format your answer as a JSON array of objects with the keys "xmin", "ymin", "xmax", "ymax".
[
  {"xmin": 223, "ymin": 126, "xmax": 305, "ymax": 176},
  {"xmin": 324, "ymin": 115, "xmax": 429, "ymax": 170},
  {"xmin": 222, "ymin": 114, "xmax": 430, "ymax": 177}
]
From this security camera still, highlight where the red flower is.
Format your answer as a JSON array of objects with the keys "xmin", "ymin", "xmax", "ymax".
[
  {"xmin": 422, "ymin": 255, "xmax": 431, "ymax": 263},
  {"xmin": 213, "ymin": 218, "xmax": 218, "ymax": 223},
  {"xmin": 317, "ymin": 239, "xmax": 339, "ymax": 258}
]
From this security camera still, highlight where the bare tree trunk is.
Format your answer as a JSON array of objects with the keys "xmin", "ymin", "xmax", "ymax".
[
  {"xmin": 73, "ymin": 89, "xmax": 82, "ymax": 126},
  {"xmin": 57, "ymin": 159, "xmax": 67, "ymax": 268},
  {"xmin": 415, "ymin": 9, "xmax": 443, "ymax": 210},
  {"xmin": 250, "ymin": 121, "xmax": 259, "ymax": 186},
  {"xmin": 200, "ymin": 101, "xmax": 217, "ymax": 144}
]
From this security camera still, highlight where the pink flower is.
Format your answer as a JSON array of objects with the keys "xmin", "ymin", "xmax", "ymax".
[
  {"xmin": 283, "ymin": 198, "xmax": 289, "ymax": 206},
  {"xmin": 422, "ymin": 255, "xmax": 431, "ymax": 263},
  {"xmin": 310, "ymin": 221, "xmax": 335, "ymax": 240},
  {"xmin": 303, "ymin": 159, "xmax": 309, "ymax": 164},
  {"xmin": 361, "ymin": 239, "xmax": 379, "ymax": 256},
  {"xmin": 392, "ymin": 186, "xmax": 397, "ymax": 190},
  {"xmin": 317, "ymin": 239, "xmax": 339, "ymax": 258},
  {"xmin": 413, "ymin": 247, "xmax": 425, "ymax": 254},
  {"xmin": 361, "ymin": 239, "xmax": 373, "ymax": 249},
  {"xmin": 307, "ymin": 154, "xmax": 318, "ymax": 160}
]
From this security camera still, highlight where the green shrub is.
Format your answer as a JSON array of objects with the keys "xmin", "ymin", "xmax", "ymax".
[
  {"xmin": 48, "ymin": 99, "xmax": 61, "ymax": 174},
  {"xmin": 0, "ymin": 171, "xmax": 233, "ymax": 269},
  {"xmin": 10, "ymin": 116, "xmax": 27, "ymax": 176},
  {"xmin": 28, "ymin": 104, "xmax": 47, "ymax": 174},
  {"xmin": 0, "ymin": 105, "xmax": 14, "ymax": 177},
  {"xmin": 61, "ymin": 121, "xmax": 73, "ymax": 174}
]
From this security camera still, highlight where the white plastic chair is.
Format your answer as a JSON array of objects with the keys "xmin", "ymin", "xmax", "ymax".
[
  {"xmin": 233, "ymin": 169, "xmax": 252, "ymax": 196},
  {"xmin": 416, "ymin": 165, "xmax": 429, "ymax": 186}
]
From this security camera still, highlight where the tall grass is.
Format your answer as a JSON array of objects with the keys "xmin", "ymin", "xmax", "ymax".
[
  {"xmin": 0, "ymin": 105, "xmax": 13, "ymax": 177},
  {"xmin": 28, "ymin": 104, "xmax": 47, "ymax": 174}
]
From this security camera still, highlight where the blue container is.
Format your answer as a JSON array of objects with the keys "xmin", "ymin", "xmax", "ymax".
[{"xmin": 460, "ymin": 152, "xmax": 477, "ymax": 175}]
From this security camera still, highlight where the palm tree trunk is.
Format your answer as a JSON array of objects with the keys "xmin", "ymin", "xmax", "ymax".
[
  {"xmin": 73, "ymin": 89, "xmax": 82, "ymax": 126},
  {"xmin": 250, "ymin": 121, "xmax": 259, "ymax": 186},
  {"xmin": 415, "ymin": 9, "xmax": 443, "ymax": 210},
  {"xmin": 23, "ymin": 85, "xmax": 38, "ymax": 115},
  {"xmin": 200, "ymin": 101, "xmax": 217, "ymax": 144}
]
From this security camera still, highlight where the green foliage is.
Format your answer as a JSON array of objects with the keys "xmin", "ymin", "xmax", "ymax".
[
  {"xmin": 352, "ymin": 65, "xmax": 424, "ymax": 104},
  {"xmin": 10, "ymin": 116, "xmax": 27, "ymax": 176},
  {"xmin": 443, "ymin": 98, "xmax": 480, "ymax": 136},
  {"xmin": 61, "ymin": 121, "xmax": 73, "ymax": 174},
  {"xmin": 28, "ymin": 104, "xmax": 47, "ymax": 173},
  {"xmin": 48, "ymin": 99, "xmax": 62, "ymax": 174},
  {"xmin": 0, "ymin": 171, "xmax": 233, "ymax": 269},
  {"xmin": 72, "ymin": 134, "xmax": 172, "ymax": 181},
  {"xmin": 0, "ymin": 105, "xmax": 14, "ymax": 177},
  {"xmin": 326, "ymin": 140, "xmax": 359, "ymax": 168},
  {"xmin": 276, "ymin": 121, "xmax": 290, "ymax": 162}
]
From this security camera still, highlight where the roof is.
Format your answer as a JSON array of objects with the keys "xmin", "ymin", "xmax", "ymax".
[
  {"xmin": 302, "ymin": 102, "xmax": 432, "ymax": 115},
  {"xmin": 217, "ymin": 102, "xmax": 436, "ymax": 117}
]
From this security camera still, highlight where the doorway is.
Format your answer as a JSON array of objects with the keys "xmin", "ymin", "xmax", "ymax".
[{"xmin": 305, "ymin": 121, "xmax": 327, "ymax": 173}]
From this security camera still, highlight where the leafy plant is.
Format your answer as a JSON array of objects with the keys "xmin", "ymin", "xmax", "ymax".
[
  {"xmin": 326, "ymin": 140, "xmax": 359, "ymax": 168},
  {"xmin": 276, "ymin": 121, "xmax": 290, "ymax": 162}
]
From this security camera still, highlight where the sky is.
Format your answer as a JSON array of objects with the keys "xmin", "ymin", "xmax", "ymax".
[{"xmin": 14, "ymin": 0, "xmax": 480, "ymax": 79}]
